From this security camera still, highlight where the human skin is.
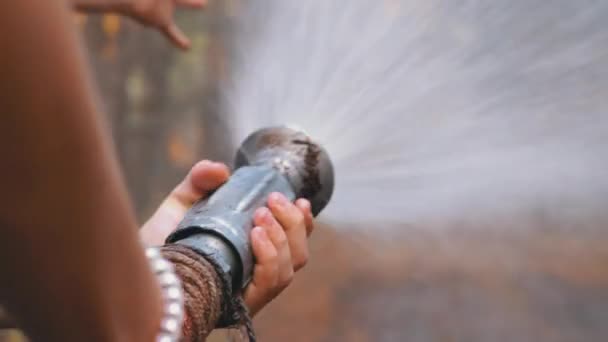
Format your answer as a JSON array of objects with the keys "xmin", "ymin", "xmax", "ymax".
[
  {"xmin": 140, "ymin": 160, "xmax": 315, "ymax": 315},
  {"xmin": 0, "ymin": 2, "xmax": 162, "ymax": 340},
  {"xmin": 0, "ymin": 1, "xmax": 315, "ymax": 340},
  {"xmin": 71, "ymin": 0, "xmax": 207, "ymax": 49}
]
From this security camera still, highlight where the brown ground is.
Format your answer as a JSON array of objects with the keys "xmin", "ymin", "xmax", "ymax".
[{"xmin": 246, "ymin": 224, "xmax": 608, "ymax": 341}]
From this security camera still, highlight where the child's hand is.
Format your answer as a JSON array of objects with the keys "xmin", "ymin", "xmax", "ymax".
[
  {"xmin": 140, "ymin": 160, "xmax": 315, "ymax": 315},
  {"xmin": 244, "ymin": 193, "xmax": 314, "ymax": 315}
]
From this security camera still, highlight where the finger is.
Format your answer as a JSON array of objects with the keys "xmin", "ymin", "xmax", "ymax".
[
  {"xmin": 170, "ymin": 160, "xmax": 230, "ymax": 207},
  {"xmin": 268, "ymin": 193, "xmax": 309, "ymax": 271},
  {"xmin": 296, "ymin": 198, "xmax": 314, "ymax": 237},
  {"xmin": 139, "ymin": 161, "xmax": 229, "ymax": 246},
  {"xmin": 176, "ymin": 0, "xmax": 207, "ymax": 8},
  {"xmin": 244, "ymin": 227, "xmax": 279, "ymax": 315},
  {"xmin": 162, "ymin": 23, "xmax": 191, "ymax": 50},
  {"xmin": 254, "ymin": 207, "xmax": 294, "ymax": 283}
]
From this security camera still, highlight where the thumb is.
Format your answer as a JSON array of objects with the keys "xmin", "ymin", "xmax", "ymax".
[
  {"xmin": 140, "ymin": 161, "xmax": 230, "ymax": 246},
  {"xmin": 170, "ymin": 160, "xmax": 230, "ymax": 207}
]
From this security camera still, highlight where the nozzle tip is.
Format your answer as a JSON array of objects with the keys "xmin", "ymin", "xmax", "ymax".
[{"xmin": 235, "ymin": 126, "xmax": 334, "ymax": 216}]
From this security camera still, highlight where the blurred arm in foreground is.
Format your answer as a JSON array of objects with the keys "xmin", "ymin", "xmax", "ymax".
[
  {"xmin": 0, "ymin": 0, "xmax": 315, "ymax": 340},
  {"xmin": 0, "ymin": 1, "xmax": 162, "ymax": 340}
]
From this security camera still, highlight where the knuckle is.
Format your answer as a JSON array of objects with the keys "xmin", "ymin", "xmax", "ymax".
[
  {"xmin": 279, "ymin": 270, "xmax": 294, "ymax": 288},
  {"xmin": 293, "ymin": 211, "xmax": 306, "ymax": 228},
  {"xmin": 134, "ymin": 2, "xmax": 158, "ymax": 23},
  {"xmin": 268, "ymin": 274, "xmax": 280, "ymax": 288},
  {"xmin": 308, "ymin": 220, "xmax": 316, "ymax": 231},
  {"xmin": 260, "ymin": 247, "xmax": 279, "ymax": 266},
  {"xmin": 294, "ymin": 252, "xmax": 309, "ymax": 270},
  {"xmin": 275, "ymin": 233, "xmax": 289, "ymax": 248},
  {"xmin": 267, "ymin": 250, "xmax": 279, "ymax": 264},
  {"xmin": 259, "ymin": 267, "xmax": 280, "ymax": 287}
]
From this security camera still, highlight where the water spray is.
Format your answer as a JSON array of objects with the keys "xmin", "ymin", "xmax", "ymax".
[{"xmin": 166, "ymin": 126, "xmax": 335, "ymax": 289}]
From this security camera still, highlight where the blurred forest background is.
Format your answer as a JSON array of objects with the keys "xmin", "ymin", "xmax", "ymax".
[{"xmin": 3, "ymin": 1, "xmax": 608, "ymax": 341}]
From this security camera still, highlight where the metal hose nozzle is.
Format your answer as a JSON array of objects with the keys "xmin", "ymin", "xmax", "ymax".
[{"xmin": 166, "ymin": 126, "xmax": 335, "ymax": 289}]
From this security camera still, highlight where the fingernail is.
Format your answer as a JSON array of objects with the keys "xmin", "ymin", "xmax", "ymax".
[
  {"xmin": 252, "ymin": 226, "xmax": 262, "ymax": 237},
  {"xmin": 211, "ymin": 161, "xmax": 224, "ymax": 168},
  {"xmin": 298, "ymin": 199, "xmax": 311, "ymax": 210},
  {"xmin": 196, "ymin": 160, "xmax": 212, "ymax": 168},
  {"xmin": 252, "ymin": 227, "xmax": 269, "ymax": 244},
  {"xmin": 270, "ymin": 192, "xmax": 288, "ymax": 207},
  {"xmin": 255, "ymin": 207, "xmax": 270, "ymax": 221}
]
